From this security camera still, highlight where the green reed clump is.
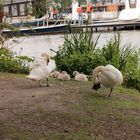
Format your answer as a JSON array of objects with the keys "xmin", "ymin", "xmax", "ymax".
[
  {"xmin": 122, "ymin": 49, "xmax": 140, "ymax": 92},
  {"xmin": 55, "ymin": 30, "xmax": 140, "ymax": 91},
  {"xmin": 100, "ymin": 33, "xmax": 138, "ymax": 71},
  {"xmin": 54, "ymin": 28, "xmax": 106, "ymax": 75},
  {"xmin": 100, "ymin": 33, "xmax": 140, "ymax": 91}
]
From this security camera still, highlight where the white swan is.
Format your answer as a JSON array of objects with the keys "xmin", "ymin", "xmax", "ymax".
[
  {"xmin": 26, "ymin": 53, "xmax": 56, "ymax": 86},
  {"xmin": 50, "ymin": 70, "xmax": 61, "ymax": 78},
  {"xmin": 73, "ymin": 71, "xmax": 88, "ymax": 82},
  {"xmin": 41, "ymin": 52, "xmax": 51, "ymax": 64},
  {"xmin": 92, "ymin": 64, "xmax": 123, "ymax": 97},
  {"xmin": 57, "ymin": 71, "xmax": 70, "ymax": 81}
]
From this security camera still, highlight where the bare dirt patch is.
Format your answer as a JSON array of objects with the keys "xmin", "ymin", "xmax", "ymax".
[{"xmin": 0, "ymin": 73, "xmax": 140, "ymax": 140}]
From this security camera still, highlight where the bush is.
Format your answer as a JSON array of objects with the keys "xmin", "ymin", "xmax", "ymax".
[
  {"xmin": 54, "ymin": 30, "xmax": 140, "ymax": 92},
  {"xmin": 122, "ymin": 49, "xmax": 140, "ymax": 91},
  {"xmin": 123, "ymin": 69, "xmax": 140, "ymax": 92},
  {"xmin": 100, "ymin": 33, "xmax": 138, "ymax": 71},
  {"xmin": 0, "ymin": 48, "xmax": 32, "ymax": 74},
  {"xmin": 54, "ymin": 28, "xmax": 106, "ymax": 75},
  {"xmin": 55, "ymin": 51, "xmax": 106, "ymax": 75},
  {"xmin": 100, "ymin": 33, "xmax": 140, "ymax": 91}
]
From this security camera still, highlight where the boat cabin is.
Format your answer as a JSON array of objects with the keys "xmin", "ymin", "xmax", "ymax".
[
  {"xmin": 0, "ymin": 0, "xmax": 36, "ymax": 23},
  {"xmin": 0, "ymin": 0, "xmax": 137, "ymax": 23},
  {"xmin": 3, "ymin": 0, "xmax": 34, "ymax": 17}
]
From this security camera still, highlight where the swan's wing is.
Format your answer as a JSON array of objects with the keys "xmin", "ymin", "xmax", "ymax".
[
  {"xmin": 99, "ymin": 70, "xmax": 116, "ymax": 87},
  {"xmin": 47, "ymin": 59, "xmax": 56, "ymax": 73},
  {"xmin": 99, "ymin": 68, "xmax": 123, "ymax": 87}
]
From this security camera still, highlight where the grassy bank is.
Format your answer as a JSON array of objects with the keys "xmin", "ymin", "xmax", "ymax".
[{"xmin": 0, "ymin": 73, "xmax": 139, "ymax": 140}]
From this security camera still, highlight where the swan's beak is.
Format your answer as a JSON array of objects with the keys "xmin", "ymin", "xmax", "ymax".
[{"xmin": 92, "ymin": 83, "xmax": 101, "ymax": 91}]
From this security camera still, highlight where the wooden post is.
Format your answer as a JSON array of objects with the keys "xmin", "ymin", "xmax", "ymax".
[{"xmin": 95, "ymin": 27, "xmax": 97, "ymax": 32}]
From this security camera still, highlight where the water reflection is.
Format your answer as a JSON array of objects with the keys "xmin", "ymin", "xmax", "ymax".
[
  {"xmin": 9, "ymin": 35, "xmax": 64, "ymax": 57},
  {"xmin": 9, "ymin": 30, "xmax": 140, "ymax": 57}
]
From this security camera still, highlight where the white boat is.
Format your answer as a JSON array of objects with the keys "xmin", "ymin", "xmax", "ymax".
[
  {"xmin": 2, "ymin": 24, "xmax": 69, "ymax": 36},
  {"xmin": 2, "ymin": 14, "xmax": 70, "ymax": 36},
  {"xmin": 118, "ymin": 0, "xmax": 140, "ymax": 21}
]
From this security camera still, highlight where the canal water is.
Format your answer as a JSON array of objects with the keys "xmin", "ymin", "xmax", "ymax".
[{"xmin": 8, "ymin": 30, "xmax": 140, "ymax": 58}]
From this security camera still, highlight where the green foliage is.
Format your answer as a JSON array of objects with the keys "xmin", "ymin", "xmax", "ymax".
[
  {"xmin": 101, "ymin": 33, "xmax": 138, "ymax": 71},
  {"xmin": 55, "ymin": 52, "xmax": 106, "ymax": 75},
  {"xmin": 54, "ymin": 28, "xmax": 105, "ymax": 75},
  {"xmin": 122, "ymin": 48, "xmax": 140, "ymax": 91},
  {"xmin": 32, "ymin": 0, "xmax": 46, "ymax": 18},
  {"xmin": 0, "ymin": 23, "xmax": 19, "ymax": 37},
  {"xmin": 0, "ymin": 1, "xmax": 3, "ymax": 9},
  {"xmin": 0, "ymin": 48, "xmax": 32, "ymax": 74},
  {"xmin": 55, "ymin": 30, "xmax": 140, "ymax": 91},
  {"xmin": 100, "ymin": 33, "xmax": 140, "ymax": 91},
  {"xmin": 123, "ymin": 69, "xmax": 140, "ymax": 92},
  {"xmin": 0, "ymin": 23, "xmax": 15, "ymax": 31},
  {"xmin": 0, "ymin": 23, "xmax": 32, "ymax": 74},
  {"xmin": 54, "ymin": 0, "xmax": 72, "ymax": 13}
]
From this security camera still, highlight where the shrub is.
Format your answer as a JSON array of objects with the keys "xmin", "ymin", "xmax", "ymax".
[
  {"xmin": 122, "ymin": 49, "xmax": 140, "ymax": 91},
  {"xmin": 0, "ymin": 47, "xmax": 32, "ymax": 74},
  {"xmin": 55, "ymin": 51, "xmax": 106, "ymax": 75},
  {"xmin": 123, "ymin": 69, "xmax": 140, "ymax": 92},
  {"xmin": 100, "ymin": 33, "xmax": 140, "ymax": 91},
  {"xmin": 54, "ymin": 28, "xmax": 106, "ymax": 75},
  {"xmin": 100, "ymin": 33, "xmax": 138, "ymax": 71},
  {"xmin": 55, "ymin": 30, "xmax": 140, "ymax": 91}
]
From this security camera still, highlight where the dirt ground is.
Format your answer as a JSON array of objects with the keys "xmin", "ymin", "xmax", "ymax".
[
  {"xmin": 0, "ymin": 73, "xmax": 77, "ymax": 120},
  {"xmin": 0, "ymin": 73, "xmax": 140, "ymax": 140},
  {"xmin": 0, "ymin": 73, "xmax": 92, "ymax": 139}
]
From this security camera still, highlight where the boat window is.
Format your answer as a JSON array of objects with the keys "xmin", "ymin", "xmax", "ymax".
[
  {"xmin": 11, "ymin": 4, "xmax": 18, "ymax": 16},
  {"xmin": 20, "ymin": 4, "xmax": 26, "ymax": 16},
  {"xmin": 3, "ymin": 6, "xmax": 9, "ymax": 16}
]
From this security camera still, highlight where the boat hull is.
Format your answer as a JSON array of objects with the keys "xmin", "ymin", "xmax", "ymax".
[
  {"xmin": 118, "ymin": 8, "xmax": 140, "ymax": 21},
  {"xmin": 2, "ymin": 24, "xmax": 70, "ymax": 36}
]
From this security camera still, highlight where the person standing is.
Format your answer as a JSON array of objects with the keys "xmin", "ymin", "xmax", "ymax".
[
  {"xmin": 2, "ymin": 12, "xmax": 7, "ymax": 23},
  {"xmin": 77, "ymin": 4, "xmax": 83, "ymax": 25},
  {"xmin": 86, "ymin": 3, "xmax": 92, "ymax": 24},
  {"xmin": 53, "ymin": 7, "xmax": 58, "ymax": 19}
]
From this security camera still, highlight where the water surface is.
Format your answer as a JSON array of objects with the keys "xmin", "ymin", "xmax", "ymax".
[{"xmin": 9, "ymin": 30, "xmax": 140, "ymax": 57}]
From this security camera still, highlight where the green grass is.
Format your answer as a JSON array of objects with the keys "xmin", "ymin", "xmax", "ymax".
[{"xmin": 0, "ymin": 72, "xmax": 140, "ymax": 140}]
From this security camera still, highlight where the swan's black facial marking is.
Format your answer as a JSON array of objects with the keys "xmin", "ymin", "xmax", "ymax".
[{"xmin": 92, "ymin": 83, "xmax": 101, "ymax": 90}]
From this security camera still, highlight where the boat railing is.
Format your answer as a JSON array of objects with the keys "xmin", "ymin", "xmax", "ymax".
[
  {"xmin": 27, "ymin": 14, "xmax": 52, "ymax": 27},
  {"xmin": 30, "ymin": 14, "xmax": 49, "ymax": 27},
  {"xmin": 53, "ymin": 14, "xmax": 63, "ymax": 25}
]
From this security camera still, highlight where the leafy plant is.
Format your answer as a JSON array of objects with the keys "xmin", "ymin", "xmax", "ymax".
[
  {"xmin": 101, "ymin": 33, "xmax": 135, "ymax": 70},
  {"xmin": 123, "ymin": 69, "xmax": 140, "ymax": 92},
  {"xmin": 0, "ymin": 47, "xmax": 32, "ymax": 74},
  {"xmin": 100, "ymin": 33, "xmax": 140, "ymax": 91},
  {"xmin": 32, "ymin": 0, "xmax": 47, "ymax": 18},
  {"xmin": 54, "ymin": 27, "xmax": 103, "ymax": 75},
  {"xmin": 55, "ymin": 31, "xmax": 140, "ymax": 91},
  {"xmin": 122, "ymin": 49, "xmax": 140, "ymax": 91}
]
